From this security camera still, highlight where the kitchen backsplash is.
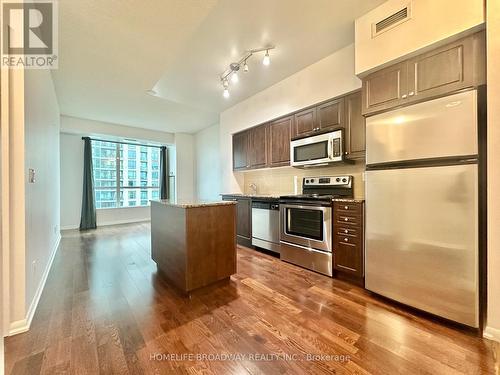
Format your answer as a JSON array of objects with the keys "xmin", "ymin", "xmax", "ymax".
[{"xmin": 242, "ymin": 161, "xmax": 366, "ymax": 198}]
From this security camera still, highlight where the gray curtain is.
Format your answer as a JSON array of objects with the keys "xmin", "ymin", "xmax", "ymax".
[
  {"xmin": 79, "ymin": 137, "xmax": 97, "ymax": 230},
  {"xmin": 160, "ymin": 146, "xmax": 168, "ymax": 200}
]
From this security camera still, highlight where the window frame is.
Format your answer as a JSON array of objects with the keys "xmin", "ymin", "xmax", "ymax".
[{"xmin": 92, "ymin": 140, "xmax": 162, "ymax": 209}]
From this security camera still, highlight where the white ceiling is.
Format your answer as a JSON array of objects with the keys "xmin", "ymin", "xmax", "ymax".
[{"xmin": 53, "ymin": 0, "xmax": 385, "ymax": 134}]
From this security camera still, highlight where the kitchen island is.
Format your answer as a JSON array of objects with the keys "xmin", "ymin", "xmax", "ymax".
[{"xmin": 150, "ymin": 199, "xmax": 237, "ymax": 294}]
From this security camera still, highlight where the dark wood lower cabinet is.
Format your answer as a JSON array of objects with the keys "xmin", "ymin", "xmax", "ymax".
[
  {"xmin": 333, "ymin": 201, "xmax": 364, "ymax": 284},
  {"xmin": 222, "ymin": 195, "xmax": 252, "ymax": 247}
]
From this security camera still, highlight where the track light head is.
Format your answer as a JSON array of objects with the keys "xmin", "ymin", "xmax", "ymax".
[
  {"xmin": 263, "ymin": 50, "xmax": 270, "ymax": 66},
  {"xmin": 223, "ymin": 88, "xmax": 229, "ymax": 98},
  {"xmin": 231, "ymin": 72, "xmax": 239, "ymax": 83}
]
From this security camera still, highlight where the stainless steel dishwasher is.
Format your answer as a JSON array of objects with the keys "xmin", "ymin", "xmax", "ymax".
[{"xmin": 251, "ymin": 199, "xmax": 280, "ymax": 254}]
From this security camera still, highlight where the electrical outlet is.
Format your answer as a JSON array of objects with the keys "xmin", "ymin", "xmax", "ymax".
[{"xmin": 28, "ymin": 168, "xmax": 36, "ymax": 183}]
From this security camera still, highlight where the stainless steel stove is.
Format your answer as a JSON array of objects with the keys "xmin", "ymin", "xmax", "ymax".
[{"xmin": 279, "ymin": 176, "xmax": 353, "ymax": 276}]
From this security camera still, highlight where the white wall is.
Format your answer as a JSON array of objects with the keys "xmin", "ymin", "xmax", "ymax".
[
  {"xmin": 60, "ymin": 133, "xmax": 83, "ymax": 229},
  {"xmin": 24, "ymin": 70, "xmax": 61, "ymax": 323},
  {"xmin": 219, "ymin": 44, "xmax": 362, "ymax": 194},
  {"xmin": 194, "ymin": 123, "xmax": 220, "ymax": 201},
  {"xmin": 174, "ymin": 133, "xmax": 195, "ymax": 201},
  {"xmin": 485, "ymin": 0, "xmax": 500, "ymax": 343},
  {"xmin": 61, "ymin": 115, "xmax": 174, "ymax": 145},
  {"xmin": 355, "ymin": 0, "xmax": 485, "ymax": 75}
]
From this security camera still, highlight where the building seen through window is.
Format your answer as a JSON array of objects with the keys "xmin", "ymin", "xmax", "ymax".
[{"xmin": 92, "ymin": 140, "xmax": 161, "ymax": 209}]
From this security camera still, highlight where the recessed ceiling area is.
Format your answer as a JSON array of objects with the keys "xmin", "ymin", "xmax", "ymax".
[{"xmin": 53, "ymin": 0, "xmax": 385, "ymax": 134}]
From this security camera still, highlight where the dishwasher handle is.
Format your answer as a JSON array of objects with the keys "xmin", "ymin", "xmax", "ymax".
[{"xmin": 252, "ymin": 201, "xmax": 280, "ymax": 210}]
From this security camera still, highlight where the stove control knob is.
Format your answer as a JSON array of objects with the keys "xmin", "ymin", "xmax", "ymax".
[
  {"xmin": 336, "ymin": 178, "xmax": 341, "ymax": 182},
  {"xmin": 305, "ymin": 179, "xmax": 309, "ymax": 183},
  {"xmin": 310, "ymin": 179, "xmax": 315, "ymax": 183},
  {"xmin": 342, "ymin": 178, "xmax": 347, "ymax": 183}
]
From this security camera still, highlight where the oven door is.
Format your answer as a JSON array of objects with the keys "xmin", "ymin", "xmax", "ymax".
[
  {"xmin": 290, "ymin": 130, "xmax": 343, "ymax": 167},
  {"xmin": 280, "ymin": 204, "xmax": 332, "ymax": 252}
]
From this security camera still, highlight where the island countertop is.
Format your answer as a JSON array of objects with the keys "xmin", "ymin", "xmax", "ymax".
[{"xmin": 151, "ymin": 199, "xmax": 236, "ymax": 209}]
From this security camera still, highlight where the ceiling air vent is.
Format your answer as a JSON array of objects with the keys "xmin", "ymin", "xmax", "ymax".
[{"xmin": 372, "ymin": 3, "xmax": 411, "ymax": 38}]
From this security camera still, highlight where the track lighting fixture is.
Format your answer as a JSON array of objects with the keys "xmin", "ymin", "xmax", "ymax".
[{"xmin": 219, "ymin": 46, "xmax": 275, "ymax": 98}]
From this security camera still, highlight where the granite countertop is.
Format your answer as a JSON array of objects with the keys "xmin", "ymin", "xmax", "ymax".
[
  {"xmin": 151, "ymin": 199, "xmax": 236, "ymax": 209},
  {"xmin": 221, "ymin": 193, "xmax": 364, "ymax": 202},
  {"xmin": 220, "ymin": 193, "xmax": 281, "ymax": 199},
  {"xmin": 332, "ymin": 198, "xmax": 365, "ymax": 203}
]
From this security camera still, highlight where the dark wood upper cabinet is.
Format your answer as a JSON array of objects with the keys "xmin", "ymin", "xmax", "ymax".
[
  {"xmin": 268, "ymin": 116, "xmax": 292, "ymax": 167},
  {"xmin": 293, "ymin": 107, "xmax": 317, "ymax": 137},
  {"xmin": 248, "ymin": 124, "xmax": 268, "ymax": 168},
  {"xmin": 232, "ymin": 131, "xmax": 249, "ymax": 170},
  {"xmin": 362, "ymin": 61, "xmax": 408, "ymax": 115},
  {"xmin": 407, "ymin": 33, "xmax": 483, "ymax": 102},
  {"xmin": 317, "ymin": 98, "xmax": 344, "ymax": 131},
  {"xmin": 362, "ymin": 31, "xmax": 485, "ymax": 116},
  {"xmin": 344, "ymin": 91, "xmax": 365, "ymax": 160}
]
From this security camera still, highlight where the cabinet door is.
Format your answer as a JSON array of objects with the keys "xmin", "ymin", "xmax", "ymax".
[
  {"xmin": 362, "ymin": 61, "xmax": 408, "ymax": 115},
  {"xmin": 232, "ymin": 131, "xmax": 249, "ymax": 170},
  {"xmin": 248, "ymin": 124, "xmax": 268, "ymax": 168},
  {"xmin": 236, "ymin": 198, "xmax": 251, "ymax": 241},
  {"xmin": 344, "ymin": 91, "xmax": 365, "ymax": 160},
  {"xmin": 268, "ymin": 116, "xmax": 292, "ymax": 167},
  {"xmin": 334, "ymin": 240, "xmax": 363, "ymax": 277},
  {"xmin": 407, "ymin": 34, "xmax": 476, "ymax": 102},
  {"xmin": 317, "ymin": 98, "xmax": 344, "ymax": 131},
  {"xmin": 293, "ymin": 107, "xmax": 317, "ymax": 137}
]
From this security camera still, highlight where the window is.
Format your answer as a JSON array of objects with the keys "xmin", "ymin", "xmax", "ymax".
[{"xmin": 92, "ymin": 140, "xmax": 162, "ymax": 209}]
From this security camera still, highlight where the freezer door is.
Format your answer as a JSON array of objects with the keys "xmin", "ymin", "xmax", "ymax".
[
  {"xmin": 366, "ymin": 90, "xmax": 478, "ymax": 165},
  {"xmin": 365, "ymin": 164, "xmax": 479, "ymax": 327}
]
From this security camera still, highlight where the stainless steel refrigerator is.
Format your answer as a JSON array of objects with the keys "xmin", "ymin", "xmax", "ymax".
[{"xmin": 365, "ymin": 89, "xmax": 482, "ymax": 328}]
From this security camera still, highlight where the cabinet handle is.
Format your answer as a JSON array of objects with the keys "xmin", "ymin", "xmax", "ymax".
[
  {"xmin": 409, "ymin": 91, "xmax": 415, "ymax": 96},
  {"xmin": 344, "ymin": 238, "xmax": 349, "ymax": 242},
  {"xmin": 344, "ymin": 205, "xmax": 348, "ymax": 210},
  {"xmin": 344, "ymin": 229, "xmax": 349, "ymax": 234},
  {"xmin": 344, "ymin": 218, "xmax": 348, "ymax": 222},
  {"xmin": 401, "ymin": 94, "xmax": 407, "ymax": 99}
]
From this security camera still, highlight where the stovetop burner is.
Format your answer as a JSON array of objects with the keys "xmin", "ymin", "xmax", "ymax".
[{"xmin": 280, "ymin": 175, "xmax": 354, "ymax": 203}]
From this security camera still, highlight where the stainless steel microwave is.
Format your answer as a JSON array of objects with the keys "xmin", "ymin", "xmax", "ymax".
[{"xmin": 290, "ymin": 129, "xmax": 343, "ymax": 167}]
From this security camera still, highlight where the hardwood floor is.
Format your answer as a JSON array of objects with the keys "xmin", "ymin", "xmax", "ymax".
[{"xmin": 5, "ymin": 223, "xmax": 498, "ymax": 374}]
